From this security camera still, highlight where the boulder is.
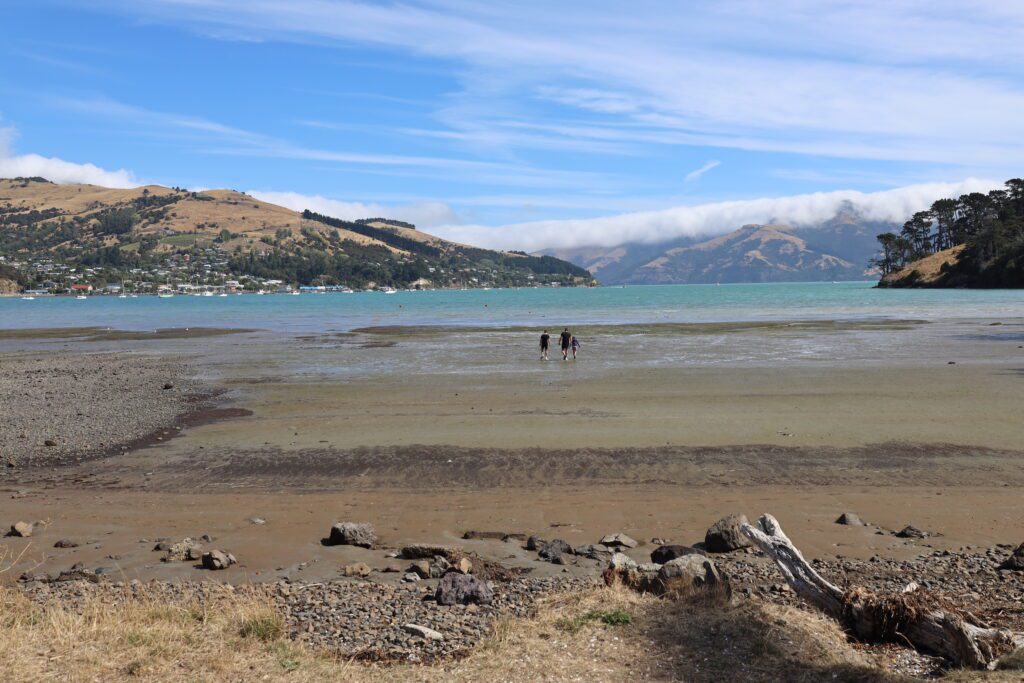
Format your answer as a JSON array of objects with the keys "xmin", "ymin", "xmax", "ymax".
[
  {"xmin": 399, "ymin": 543, "xmax": 460, "ymax": 559},
  {"xmin": 403, "ymin": 623, "xmax": 444, "ymax": 640},
  {"xmin": 408, "ymin": 560, "xmax": 431, "ymax": 579},
  {"xmin": 525, "ymin": 535, "xmax": 544, "ymax": 551},
  {"xmin": 835, "ymin": 513, "xmax": 864, "ymax": 526},
  {"xmin": 600, "ymin": 533, "xmax": 638, "ymax": 549},
  {"xmin": 999, "ymin": 544, "xmax": 1024, "ymax": 571},
  {"xmin": 575, "ymin": 543, "xmax": 614, "ymax": 561},
  {"xmin": 429, "ymin": 556, "xmax": 451, "ymax": 578},
  {"xmin": 455, "ymin": 557, "xmax": 473, "ymax": 574},
  {"xmin": 9, "ymin": 521, "xmax": 33, "ymax": 538},
  {"xmin": 53, "ymin": 539, "xmax": 79, "ymax": 549},
  {"xmin": 609, "ymin": 552, "xmax": 638, "ymax": 571},
  {"xmin": 895, "ymin": 525, "xmax": 929, "ymax": 539},
  {"xmin": 435, "ymin": 572, "xmax": 494, "ymax": 606},
  {"xmin": 704, "ymin": 514, "xmax": 751, "ymax": 553},
  {"xmin": 342, "ymin": 562, "xmax": 372, "ymax": 577},
  {"xmin": 402, "ymin": 572, "xmax": 421, "ymax": 583},
  {"xmin": 658, "ymin": 555, "xmax": 722, "ymax": 590},
  {"xmin": 325, "ymin": 522, "xmax": 376, "ymax": 548},
  {"xmin": 201, "ymin": 550, "xmax": 236, "ymax": 570},
  {"xmin": 538, "ymin": 538, "xmax": 573, "ymax": 562},
  {"xmin": 163, "ymin": 538, "xmax": 203, "ymax": 562},
  {"xmin": 650, "ymin": 544, "xmax": 702, "ymax": 565},
  {"xmin": 382, "ymin": 564, "xmax": 402, "ymax": 573}
]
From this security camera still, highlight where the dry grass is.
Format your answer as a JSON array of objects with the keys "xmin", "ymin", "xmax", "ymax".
[{"xmin": 3, "ymin": 582, "xmax": 1015, "ymax": 682}]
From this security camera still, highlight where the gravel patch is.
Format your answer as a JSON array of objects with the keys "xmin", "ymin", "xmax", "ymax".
[
  {"xmin": 18, "ymin": 575, "xmax": 596, "ymax": 663},
  {"xmin": 0, "ymin": 352, "xmax": 203, "ymax": 467}
]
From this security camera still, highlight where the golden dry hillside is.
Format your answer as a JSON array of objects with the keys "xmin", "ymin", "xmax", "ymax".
[
  {"xmin": 0, "ymin": 177, "xmax": 593, "ymax": 290},
  {"xmin": 0, "ymin": 177, "xmax": 397, "ymax": 255}
]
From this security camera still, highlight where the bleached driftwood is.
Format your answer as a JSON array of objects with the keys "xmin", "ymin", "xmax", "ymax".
[{"xmin": 741, "ymin": 514, "xmax": 1024, "ymax": 670}]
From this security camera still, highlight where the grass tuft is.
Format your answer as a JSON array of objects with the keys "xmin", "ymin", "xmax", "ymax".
[{"xmin": 238, "ymin": 613, "xmax": 284, "ymax": 642}]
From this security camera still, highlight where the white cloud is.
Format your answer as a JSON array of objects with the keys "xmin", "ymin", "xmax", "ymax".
[
  {"xmin": 250, "ymin": 190, "xmax": 460, "ymax": 229},
  {"xmin": 0, "ymin": 152, "xmax": 139, "ymax": 187},
  {"xmin": 431, "ymin": 178, "xmax": 1004, "ymax": 251},
  {"xmin": 684, "ymin": 160, "xmax": 720, "ymax": 183}
]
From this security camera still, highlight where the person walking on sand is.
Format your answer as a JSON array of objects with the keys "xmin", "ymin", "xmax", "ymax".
[
  {"xmin": 571, "ymin": 334, "xmax": 581, "ymax": 359},
  {"xmin": 539, "ymin": 330, "xmax": 550, "ymax": 360},
  {"xmin": 559, "ymin": 327, "xmax": 572, "ymax": 360}
]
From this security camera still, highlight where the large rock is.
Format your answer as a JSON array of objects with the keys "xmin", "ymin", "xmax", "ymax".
[
  {"xmin": 538, "ymin": 538, "xmax": 573, "ymax": 562},
  {"xmin": 408, "ymin": 560, "xmax": 431, "ymax": 579},
  {"xmin": 575, "ymin": 543, "xmax": 614, "ymax": 561},
  {"xmin": 835, "ymin": 512, "xmax": 864, "ymax": 526},
  {"xmin": 326, "ymin": 522, "xmax": 376, "ymax": 548},
  {"xmin": 163, "ymin": 537, "xmax": 203, "ymax": 562},
  {"xmin": 650, "ymin": 544, "xmax": 703, "ymax": 565},
  {"xmin": 658, "ymin": 555, "xmax": 722, "ymax": 590},
  {"xmin": 525, "ymin": 535, "xmax": 544, "ymax": 551},
  {"xmin": 895, "ymin": 525, "xmax": 929, "ymax": 539},
  {"xmin": 9, "ymin": 521, "xmax": 33, "ymax": 538},
  {"xmin": 435, "ymin": 572, "xmax": 494, "ymax": 606},
  {"xmin": 399, "ymin": 543, "xmax": 460, "ymax": 559},
  {"xmin": 201, "ymin": 550, "xmax": 236, "ymax": 570},
  {"xmin": 609, "ymin": 552, "xmax": 638, "ymax": 571},
  {"xmin": 600, "ymin": 533, "xmax": 638, "ymax": 549},
  {"xmin": 704, "ymin": 514, "xmax": 751, "ymax": 553},
  {"xmin": 1000, "ymin": 544, "xmax": 1024, "ymax": 571}
]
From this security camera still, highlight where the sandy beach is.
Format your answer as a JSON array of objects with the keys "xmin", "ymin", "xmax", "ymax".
[{"xmin": 0, "ymin": 317, "xmax": 1022, "ymax": 581}]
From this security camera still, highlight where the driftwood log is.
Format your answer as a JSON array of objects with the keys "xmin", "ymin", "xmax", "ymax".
[{"xmin": 741, "ymin": 514, "xmax": 1024, "ymax": 669}]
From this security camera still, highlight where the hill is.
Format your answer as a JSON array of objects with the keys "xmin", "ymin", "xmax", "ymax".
[
  {"xmin": 545, "ymin": 212, "xmax": 887, "ymax": 284},
  {"xmin": 877, "ymin": 245, "xmax": 965, "ymax": 288},
  {"xmin": 0, "ymin": 177, "xmax": 592, "ymax": 292}
]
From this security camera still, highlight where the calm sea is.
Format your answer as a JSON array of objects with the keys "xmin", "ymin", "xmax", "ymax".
[{"xmin": 2, "ymin": 282, "xmax": 1024, "ymax": 333}]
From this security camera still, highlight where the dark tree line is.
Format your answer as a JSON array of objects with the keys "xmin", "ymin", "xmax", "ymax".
[
  {"xmin": 874, "ymin": 179, "xmax": 1024, "ymax": 286},
  {"xmin": 302, "ymin": 210, "xmax": 441, "ymax": 257}
]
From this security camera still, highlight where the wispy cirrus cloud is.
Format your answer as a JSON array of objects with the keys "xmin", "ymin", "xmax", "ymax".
[
  {"xmin": 684, "ymin": 160, "xmax": 720, "ymax": 183},
  {"xmin": 40, "ymin": 94, "xmax": 616, "ymax": 189},
  {"xmin": 81, "ymin": 0, "xmax": 1024, "ymax": 166}
]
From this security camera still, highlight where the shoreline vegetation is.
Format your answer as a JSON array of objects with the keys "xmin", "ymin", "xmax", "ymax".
[{"xmin": 874, "ymin": 178, "xmax": 1024, "ymax": 288}]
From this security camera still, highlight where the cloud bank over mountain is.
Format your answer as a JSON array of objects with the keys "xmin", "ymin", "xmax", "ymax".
[{"xmin": 430, "ymin": 179, "xmax": 1004, "ymax": 251}]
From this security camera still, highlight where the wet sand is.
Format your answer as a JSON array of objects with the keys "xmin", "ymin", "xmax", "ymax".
[{"xmin": 1, "ymin": 318, "xmax": 1022, "ymax": 582}]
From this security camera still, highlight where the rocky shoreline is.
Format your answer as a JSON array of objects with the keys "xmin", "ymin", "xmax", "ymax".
[
  {"xmin": 0, "ymin": 352, "xmax": 206, "ymax": 467},
  {"xmin": 10, "ymin": 515, "xmax": 1024, "ymax": 672}
]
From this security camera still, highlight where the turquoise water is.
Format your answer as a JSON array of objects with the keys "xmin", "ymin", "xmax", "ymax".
[{"xmin": 2, "ymin": 282, "xmax": 1024, "ymax": 332}]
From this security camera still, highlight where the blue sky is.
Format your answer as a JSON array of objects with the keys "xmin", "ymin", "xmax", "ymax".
[{"xmin": 1, "ymin": 1, "xmax": 1022, "ymax": 249}]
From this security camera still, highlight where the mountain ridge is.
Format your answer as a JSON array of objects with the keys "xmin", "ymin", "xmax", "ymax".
[{"xmin": 542, "ymin": 210, "xmax": 893, "ymax": 284}]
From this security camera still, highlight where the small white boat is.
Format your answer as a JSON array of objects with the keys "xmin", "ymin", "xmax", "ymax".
[
  {"xmin": 256, "ymin": 290, "xmax": 266, "ymax": 295},
  {"xmin": 75, "ymin": 295, "xmax": 87, "ymax": 300},
  {"xmin": 291, "ymin": 291, "xmax": 301, "ymax": 296},
  {"xmin": 158, "ymin": 293, "xmax": 174, "ymax": 299},
  {"xmin": 202, "ymin": 291, "xmax": 214, "ymax": 297},
  {"xmin": 21, "ymin": 296, "xmax": 35, "ymax": 300},
  {"xmin": 118, "ymin": 294, "xmax": 128, "ymax": 298},
  {"xmin": 219, "ymin": 293, "xmax": 228, "ymax": 297}
]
